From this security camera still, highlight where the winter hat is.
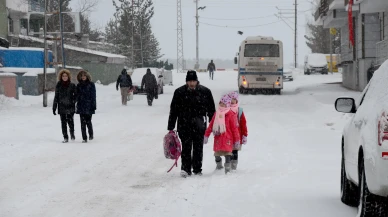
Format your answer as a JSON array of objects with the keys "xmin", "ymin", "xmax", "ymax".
[
  {"xmin": 228, "ymin": 91, "xmax": 239, "ymax": 101},
  {"xmin": 219, "ymin": 93, "xmax": 232, "ymax": 107},
  {"xmin": 186, "ymin": 70, "xmax": 198, "ymax": 82}
]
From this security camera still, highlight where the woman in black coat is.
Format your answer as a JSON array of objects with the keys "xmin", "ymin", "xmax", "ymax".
[
  {"xmin": 53, "ymin": 69, "xmax": 77, "ymax": 143},
  {"xmin": 76, "ymin": 70, "xmax": 96, "ymax": 143}
]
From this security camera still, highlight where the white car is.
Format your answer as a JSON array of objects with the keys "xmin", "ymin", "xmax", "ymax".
[
  {"xmin": 335, "ymin": 61, "xmax": 388, "ymax": 217},
  {"xmin": 283, "ymin": 70, "xmax": 293, "ymax": 81},
  {"xmin": 131, "ymin": 68, "xmax": 164, "ymax": 95}
]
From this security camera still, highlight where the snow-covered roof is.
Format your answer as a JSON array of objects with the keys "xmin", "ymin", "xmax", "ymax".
[
  {"xmin": 58, "ymin": 64, "xmax": 83, "ymax": 69},
  {"xmin": 0, "ymin": 72, "xmax": 17, "ymax": 77},
  {"xmin": 16, "ymin": 34, "xmax": 127, "ymax": 61},
  {"xmin": 0, "ymin": 67, "xmax": 56, "ymax": 76},
  {"xmin": 23, "ymin": 68, "xmax": 56, "ymax": 77},
  {"xmin": 0, "ymin": 47, "xmax": 45, "ymax": 52}
]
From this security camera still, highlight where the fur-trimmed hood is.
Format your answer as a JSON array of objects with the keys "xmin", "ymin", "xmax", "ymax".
[
  {"xmin": 58, "ymin": 69, "xmax": 71, "ymax": 82},
  {"xmin": 77, "ymin": 70, "xmax": 92, "ymax": 82}
]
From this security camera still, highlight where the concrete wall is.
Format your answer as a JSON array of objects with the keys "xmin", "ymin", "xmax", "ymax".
[
  {"xmin": 361, "ymin": 14, "xmax": 380, "ymax": 58},
  {"xmin": 0, "ymin": 0, "xmax": 7, "ymax": 38},
  {"xmin": 341, "ymin": 25, "xmax": 353, "ymax": 62},
  {"xmin": 75, "ymin": 62, "xmax": 125, "ymax": 85},
  {"xmin": 385, "ymin": 9, "xmax": 388, "ymax": 40}
]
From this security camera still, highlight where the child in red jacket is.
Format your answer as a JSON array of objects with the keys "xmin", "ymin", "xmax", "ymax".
[
  {"xmin": 204, "ymin": 94, "xmax": 240, "ymax": 174},
  {"xmin": 228, "ymin": 91, "xmax": 248, "ymax": 170}
]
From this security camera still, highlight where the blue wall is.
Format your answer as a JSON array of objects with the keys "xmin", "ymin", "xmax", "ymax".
[{"xmin": 0, "ymin": 49, "xmax": 53, "ymax": 68}]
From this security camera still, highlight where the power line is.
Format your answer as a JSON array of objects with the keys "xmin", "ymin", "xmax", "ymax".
[
  {"xmin": 199, "ymin": 15, "xmax": 277, "ymax": 20},
  {"xmin": 198, "ymin": 20, "xmax": 282, "ymax": 28}
]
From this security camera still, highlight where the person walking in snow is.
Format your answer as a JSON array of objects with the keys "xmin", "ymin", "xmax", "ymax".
[
  {"xmin": 53, "ymin": 69, "xmax": 77, "ymax": 143},
  {"xmin": 141, "ymin": 68, "xmax": 158, "ymax": 106},
  {"xmin": 168, "ymin": 70, "xmax": 216, "ymax": 177},
  {"xmin": 204, "ymin": 94, "xmax": 240, "ymax": 174},
  {"xmin": 116, "ymin": 68, "xmax": 132, "ymax": 106},
  {"xmin": 76, "ymin": 70, "xmax": 96, "ymax": 143},
  {"xmin": 228, "ymin": 91, "xmax": 248, "ymax": 170},
  {"xmin": 207, "ymin": 60, "xmax": 216, "ymax": 80}
]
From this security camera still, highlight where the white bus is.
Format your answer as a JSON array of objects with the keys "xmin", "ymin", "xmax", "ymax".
[{"xmin": 234, "ymin": 36, "xmax": 284, "ymax": 95}]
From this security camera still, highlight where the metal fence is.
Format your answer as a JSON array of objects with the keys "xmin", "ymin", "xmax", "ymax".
[{"xmin": 376, "ymin": 39, "xmax": 388, "ymax": 66}]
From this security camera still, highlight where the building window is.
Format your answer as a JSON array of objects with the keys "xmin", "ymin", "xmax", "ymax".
[{"xmin": 8, "ymin": 19, "xmax": 14, "ymax": 34}]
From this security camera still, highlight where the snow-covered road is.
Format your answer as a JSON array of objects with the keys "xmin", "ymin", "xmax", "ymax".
[{"xmin": 0, "ymin": 70, "xmax": 362, "ymax": 217}]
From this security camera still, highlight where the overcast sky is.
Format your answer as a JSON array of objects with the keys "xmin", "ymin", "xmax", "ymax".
[{"xmin": 71, "ymin": 0, "xmax": 315, "ymax": 66}]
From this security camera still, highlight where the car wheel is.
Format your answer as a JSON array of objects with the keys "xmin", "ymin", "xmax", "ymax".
[
  {"xmin": 341, "ymin": 141, "xmax": 358, "ymax": 207},
  {"xmin": 358, "ymin": 157, "xmax": 386, "ymax": 217}
]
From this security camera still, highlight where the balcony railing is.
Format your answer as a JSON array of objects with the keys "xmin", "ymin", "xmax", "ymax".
[{"xmin": 376, "ymin": 40, "xmax": 388, "ymax": 66}]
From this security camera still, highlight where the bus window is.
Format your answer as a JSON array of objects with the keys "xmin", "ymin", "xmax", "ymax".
[{"xmin": 244, "ymin": 44, "xmax": 279, "ymax": 57}]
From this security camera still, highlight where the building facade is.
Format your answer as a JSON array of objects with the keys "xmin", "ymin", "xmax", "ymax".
[{"xmin": 315, "ymin": 0, "xmax": 388, "ymax": 91}]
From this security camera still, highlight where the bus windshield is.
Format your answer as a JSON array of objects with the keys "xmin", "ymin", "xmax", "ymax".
[{"xmin": 244, "ymin": 44, "xmax": 280, "ymax": 57}]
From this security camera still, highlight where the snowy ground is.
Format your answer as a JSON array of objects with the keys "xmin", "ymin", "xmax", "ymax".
[{"xmin": 0, "ymin": 70, "xmax": 362, "ymax": 217}]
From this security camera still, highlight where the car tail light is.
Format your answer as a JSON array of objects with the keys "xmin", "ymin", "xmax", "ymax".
[{"xmin": 378, "ymin": 112, "xmax": 388, "ymax": 146}]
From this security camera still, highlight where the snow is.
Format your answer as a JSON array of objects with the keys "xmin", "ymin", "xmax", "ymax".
[
  {"xmin": 307, "ymin": 53, "xmax": 328, "ymax": 67},
  {"xmin": 17, "ymin": 35, "xmax": 126, "ymax": 59},
  {"xmin": 0, "ymin": 72, "xmax": 17, "ymax": 77},
  {"xmin": 58, "ymin": 64, "xmax": 83, "ymax": 69},
  {"xmin": 0, "ymin": 47, "xmax": 45, "ymax": 52},
  {"xmin": 0, "ymin": 68, "xmax": 363, "ymax": 217},
  {"xmin": 0, "ymin": 67, "xmax": 56, "ymax": 76}
]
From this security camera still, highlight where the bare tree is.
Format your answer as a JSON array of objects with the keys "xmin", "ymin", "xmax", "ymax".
[{"xmin": 77, "ymin": 0, "xmax": 100, "ymax": 14}]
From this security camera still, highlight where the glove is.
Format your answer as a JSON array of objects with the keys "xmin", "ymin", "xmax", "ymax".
[
  {"xmin": 53, "ymin": 110, "xmax": 56, "ymax": 115},
  {"xmin": 204, "ymin": 136, "xmax": 208, "ymax": 145},
  {"xmin": 233, "ymin": 141, "xmax": 241, "ymax": 149},
  {"xmin": 242, "ymin": 136, "xmax": 247, "ymax": 145}
]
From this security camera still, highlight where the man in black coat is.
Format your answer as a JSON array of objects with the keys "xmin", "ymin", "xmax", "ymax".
[
  {"xmin": 168, "ymin": 70, "xmax": 216, "ymax": 177},
  {"xmin": 141, "ymin": 68, "xmax": 158, "ymax": 106},
  {"xmin": 116, "ymin": 68, "xmax": 132, "ymax": 106}
]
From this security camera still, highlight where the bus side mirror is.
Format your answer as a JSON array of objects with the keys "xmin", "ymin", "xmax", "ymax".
[{"xmin": 234, "ymin": 57, "xmax": 237, "ymax": 64}]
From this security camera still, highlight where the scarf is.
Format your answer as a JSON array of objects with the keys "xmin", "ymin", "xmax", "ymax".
[
  {"xmin": 230, "ymin": 103, "xmax": 239, "ymax": 114},
  {"xmin": 62, "ymin": 80, "xmax": 70, "ymax": 87},
  {"xmin": 212, "ymin": 106, "xmax": 230, "ymax": 135}
]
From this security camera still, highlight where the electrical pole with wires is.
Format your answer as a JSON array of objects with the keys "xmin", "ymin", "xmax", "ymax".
[{"xmin": 276, "ymin": 4, "xmax": 298, "ymax": 68}]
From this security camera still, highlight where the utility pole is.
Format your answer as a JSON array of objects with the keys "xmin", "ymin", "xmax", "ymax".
[
  {"xmin": 132, "ymin": 0, "xmax": 135, "ymax": 68},
  {"xmin": 43, "ymin": 0, "xmax": 47, "ymax": 107},
  {"xmin": 294, "ymin": 0, "xmax": 298, "ymax": 68},
  {"xmin": 177, "ymin": 0, "xmax": 184, "ymax": 73},
  {"xmin": 276, "ymin": 5, "xmax": 297, "ymax": 68},
  {"xmin": 194, "ymin": 0, "xmax": 199, "ymax": 70},
  {"xmin": 59, "ymin": 0, "xmax": 66, "ymax": 68}
]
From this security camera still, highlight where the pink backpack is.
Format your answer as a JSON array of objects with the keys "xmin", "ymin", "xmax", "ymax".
[{"xmin": 163, "ymin": 131, "xmax": 182, "ymax": 173}]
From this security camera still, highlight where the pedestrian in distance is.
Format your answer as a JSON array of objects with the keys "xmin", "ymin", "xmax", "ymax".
[
  {"xmin": 76, "ymin": 70, "xmax": 96, "ymax": 143},
  {"xmin": 116, "ymin": 67, "xmax": 133, "ymax": 106},
  {"xmin": 141, "ymin": 68, "xmax": 158, "ymax": 106},
  {"xmin": 168, "ymin": 70, "xmax": 216, "ymax": 178},
  {"xmin": 207, "ymin": 60, "xmax": 216, "ymax": 80},
  {"xmin": 53, "ymin": 69, "xmax": 76, "ymax": 143}
]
